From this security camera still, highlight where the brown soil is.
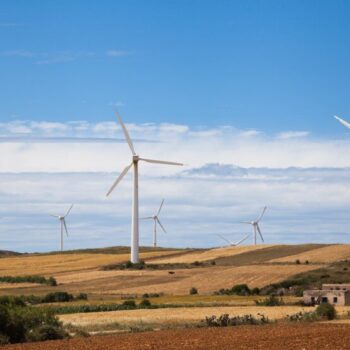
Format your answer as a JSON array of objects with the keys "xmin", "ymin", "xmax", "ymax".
[{"xmin": 3, "ymin": 323, "xmax": 350, "ymax": 350}]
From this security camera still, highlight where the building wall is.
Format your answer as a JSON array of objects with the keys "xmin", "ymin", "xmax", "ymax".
[{"xmin": 303, "ymin": 290, "xmax": 350, "ymax": 306}]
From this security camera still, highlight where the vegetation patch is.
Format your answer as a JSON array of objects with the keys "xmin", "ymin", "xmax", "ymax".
[
  {"xmin": 0, "ymin": 303, "xmax": 67, "ymax": 344},
  {"xmin": 102, "ymin": 260, "xmax": 209, "ymax": 271},
  {"xmin": 203, "ymin": 313, "xmax": 270, "ymax": 327},
  {"xmin": 287, "ymin": 303, "xmax": 336, "ymax": 322},
  {"xmin": 255, "ymin": 295, "xmax": 284, "ymax": 306},
  {"xmin": 214, "ymin": 284, "xmax": 260, "ymax": 296},
  {"xmin": 0, "ymin": 275, "xmax": 57, "ymax": 286},
  {"xmin": 261, "ymin": 260, "xmax": 350, "ymax": 296}
]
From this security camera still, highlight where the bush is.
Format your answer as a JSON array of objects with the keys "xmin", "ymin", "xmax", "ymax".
[
  {"xmin": 0, "ymin": 304, "xmax": 67, "ymax": 344},
  {"xmin": 214, "ymin": 284, "xmax": 251, "ymax": 296},
  {"xmin": 255, "ymin": 295, "xmax": 284, "ymax": 306},
  {"xmin": 122, "ymin": 300, "xmax": 136, "ymax": 308},
  {"xmin": 251, "ymin": 287, "xmax": 260, "ymax": 295},
  {"xmin": 295, "ymin": 259, "xmax": 301, "ymax": 265},
  {"xmin": 75, "ymin": 293, "xmax": 88, "ymax": 301},
  {"xmin": 0, "ymin": 275, "xmax": 57, "ymax": 286},
  {"xmin": 139, "ymin": 299, "xmax": 151, "ymax": 307},
  {"xmin": 316, "ymin": 303, "xmax": 336, "ymax": 320},
  {"xmin": 204, "ymin": 313, "xmax": 269, "ymax": 327},
  {"xmin": 287, "ymin": 311, "xmax": 319, "ymax": 322},
  {"xmin": 189, "ymin": 287, "xmax": 198, "ymax": 295},
  {"xmin": 42, "ymin": 292, "xmax": 74, "ymax": 303}
]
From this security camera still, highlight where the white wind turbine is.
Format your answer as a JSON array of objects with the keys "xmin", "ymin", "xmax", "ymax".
[
  {"xmin": 334, "ymin": 115, "xmax": 350, "ymax": 129},
  {"xmin": 141, "ymin": 199, "xmax": 167, "ymax": 247},
  {"xmin": 49, "ymin": 204, "xmax": 74, "ymax": 252},
  {"xmin": 216, "ymin": 233, "xmax": 250, "ymax": 247},
  {"xmin": 106, "ymin": 113, "xmax": 183, "ymax": 263},
  {"xmin": 240, "ymin": 206, "xmax": 267, "ymax": 245}
]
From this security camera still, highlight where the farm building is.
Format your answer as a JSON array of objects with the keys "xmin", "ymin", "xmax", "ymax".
[{"xmin": 303, "ymin": 284, "xmax": 350, "ymax": 306}]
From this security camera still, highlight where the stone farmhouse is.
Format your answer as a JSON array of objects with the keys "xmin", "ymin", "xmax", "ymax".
[{"xmin": 303, "ymin": 284, "xmax": 350, "ymax": 306}]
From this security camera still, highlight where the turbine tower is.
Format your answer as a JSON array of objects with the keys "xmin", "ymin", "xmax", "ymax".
[
  {"xmin": 106, "ymin": 113, "xmax": 183, "ymax": 263},
  {"xmin": 141, "ymin": 199, "xmax": 166, "ymax": 247},
  {"xmin": 49, "ymin": 204, "xmax": 74, "ymax": 251},
  {"xmin": 216, "ymin": 233, "xmax": 250, "ymax": 247},
  {"xmin": 240, "ymin": 206, "xmax": 267, "ymax": 245}
]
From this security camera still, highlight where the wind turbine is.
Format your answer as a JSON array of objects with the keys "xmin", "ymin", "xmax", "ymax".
[
  {"xmin": 240, "ymin": 206, "xmax": 267, "ymax": 245},
  {"xmin": 216, "ymin": 233, "xmax": 250, "ymax": 247},
  {"xmin": 334, "ymin": 115, "xmax": 350, "ymax": 129},
  {"xmin": 49, "ymin": 204, "xmax": 74, "ymax": 252},
  {"xmin": 141, "ymin": 199, "xmax": 166, "ymax": 247},
  {"xmin": 106, "ymin": 112, "xmax": 183, "ymax": 263}
]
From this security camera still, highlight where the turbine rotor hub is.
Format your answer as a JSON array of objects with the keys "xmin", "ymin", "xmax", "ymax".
[{"xmin": 133, "ymin": 155, "xmax": 139, "ymax": 162}]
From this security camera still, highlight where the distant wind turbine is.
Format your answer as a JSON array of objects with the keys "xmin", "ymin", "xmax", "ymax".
[
  {"xmin": 141, "ymin": 199, "xmax": 166, "ymax": 247},
  {"xmin": 49, "ymin": 204, "xmax": 73, "ymax": 251},
  {"xmin": 240, "ymin": 206, "xmax": 267, "ymax": 245},
  {"xmin": 334, "ymin": 115, "xmax": 350, "ymax": 129},
  {"xmin": 106, "ymin": 112, "xmax": 183, "ymax": 263},
  {"xmin": 216, "ymin": 233, "xmax": 250, "ymax": 247}
]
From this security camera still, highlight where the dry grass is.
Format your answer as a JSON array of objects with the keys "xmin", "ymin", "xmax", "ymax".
[
  {"xmin": 0, "ymin": 251, "xmax": 180, "ymax": 277},
  {"xmin": 270, "ymin": 245, "xmax": 350, "ymax": 264},
  {"xmin": 60, "ymin": 305, "xmax": 350, "ymax": 327},
  {"xmin": 149, "ymin": 245, "xmax": 276, "ymax": 264},
  {"xmin": 62, "ymin": 263, "xmax": 321, "ymax": 295}
]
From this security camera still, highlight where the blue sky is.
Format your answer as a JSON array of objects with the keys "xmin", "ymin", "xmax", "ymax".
[
  {"xmin": 1, "ymin": 1, "xmax": 350, "ymax": 252},
  {"xmin": 1, "ymin": 0, "xmax": 350, "ymax": 134}
]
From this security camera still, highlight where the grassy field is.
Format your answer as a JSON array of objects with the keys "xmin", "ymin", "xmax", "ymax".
[
  {"xmin": 0, "ymin": 245, "xmax": 327, "ymax": 297},
  {"xmin": 59, "ymin": 304, "xmax": 350, "ymax": 329},
  {"xmin": 270, "ymin": 244, "xmax": 350, "ymax": 263}
]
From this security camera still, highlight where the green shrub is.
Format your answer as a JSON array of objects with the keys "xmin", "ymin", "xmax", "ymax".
[
  {"xmin": 251, "ymin": 287, "xmax": 260, "ymax": 295},
  {"xmin": 316, "ymin": 303, "xmax": 336, "ymax": 320},
  {"xmin": 0, "ymin": 275, "xmax": 57, "ymax": 286},
  {"xmin": 75, "ymin": 293, "xmax": 88, "ymax": 301},
  {"xmin": 190, "ymin": 287, "xmax": 198, "ymax": 295},
  {"xmin": 42, "ymin": 292, "xmax": 74, "ymax": 303},
  {"xmin": 255, "ymin": 295, "xmax": 284, "ymax": 306},
  {"xmin": 204, "ymin": 313, "xmax": 269, "ymax": 327},
  {"xmin": 122, "ymin": 300, "xmax": 136, "ymax": 308},
  {"xmin": 139, "ymin": 299, "xmax": 151, "ymax": 307},
  {"xmin": 287, "ymin": 311, "xmax": 319, "ymax": 322},
  {"xmin": 0, "ymin": 304, "xmax": 67, "ymax": 344}
]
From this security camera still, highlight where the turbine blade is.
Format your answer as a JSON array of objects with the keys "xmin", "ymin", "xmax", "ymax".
[
  {"xmin": 256, "ymin": 206, "xmax": 267, "ymax": 222},
  {"xmin": 256, "ymin": 224, "xmax": 264, "ymax": 242},
  {"xmin": 156, "ymin": 217, "xmax": 167, "ymax": 233},
  {"xmin": 140, "ymin": 217, "xmax": 153, "ymax": 220},
  {"xmin": 334, "ymin": 115, "xmax": 350, "ymax": 129},
  {"xmin": 106, "ymin": 162, "xmax": 133, "ymax": 196},
  {"xmin": 48, "ymin": 214, "xmax": 60, "ymax": 218},
  {"xmin": 65, "ymin": 204, "xmax": 74, "ymax": 217},
  {"xmin": 115, "ymin": 111, "xmax": 136, "ymax": 155},
  {"xmin": 63, "ymin": 219, "xmax": 69, "ymax": 236},
  {"xmin": 216, "ymin": 234, "xmax": 233, "ymax": 245},
  {"xmin": 157, "ymin": 199, "xmax": 165, "ymax": 216},
  {"xmin": 234, "ymin": 234, "xmax": 250, "ymax": 246},
  {"xmin": 240, "ymin": 221, "xmax": 252, "ymax": 225},
  {"xmin": 139, "ymin": 158, "xmax": 183, "ymax": 166}
]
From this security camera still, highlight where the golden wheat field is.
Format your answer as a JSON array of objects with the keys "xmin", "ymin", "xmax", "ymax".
[
  {"xmin": 149, "ymin": 244, "xmax": 276, "ymax": 264},
  {"xmin": 59, "ymin": 305, "xmax": 350, "ymax": 327},
  {"xmin": 25, "ymin": 263, "xmax": 321, "ymax": 296},
  {"xmin": 0, "ymin": 250, "xmax": 181, "ymax": 277},
  {"xmin": 270, "ymin": 244, "xmax": 350, "ymax": 264}
]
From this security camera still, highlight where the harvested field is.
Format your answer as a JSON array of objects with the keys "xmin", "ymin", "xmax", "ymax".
[
  {"xmin": 4, "ymin": 323, "xmax": 350, "ymax": 350},
  {"xmin": 60, "ymin": 305, "xmax": 350, "ymax": 327},
  {"xmin": 0, "ymin": 250, "xmax": 181, "ymax": 277},
  {"xmin": 149, "ymin": 244, "xmax": 275, "ymax": 264},
  {"xmin": 0, "ymin": 263, "xmax": 321, "ymax": 296},
  {"xmin": 270, "ymin": 244, "xmax": 350, "ymax": 264}
]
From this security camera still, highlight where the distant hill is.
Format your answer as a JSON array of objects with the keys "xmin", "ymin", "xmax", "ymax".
[{"xmin": 0, "ymin": 250, "xmax": 21, "ymax": 257}]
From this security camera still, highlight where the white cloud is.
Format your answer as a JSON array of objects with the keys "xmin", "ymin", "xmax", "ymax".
[
  {"xmin": 277, "ymin": 131, "xmax": 310, "ymax": 139},
  {"xmin": 0, "ymin": 120, "xmax": 349, "ymax": 251}
]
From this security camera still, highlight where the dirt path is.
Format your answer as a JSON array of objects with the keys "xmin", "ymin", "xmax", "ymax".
[{"xmin": 3, "ymin": 323, "xmax": 350, "ymax": 350}]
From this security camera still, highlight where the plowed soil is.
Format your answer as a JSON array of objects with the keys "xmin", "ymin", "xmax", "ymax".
[{"xmin": 3, "ymin": 323, "xmax": 350, "ymax": 350}]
